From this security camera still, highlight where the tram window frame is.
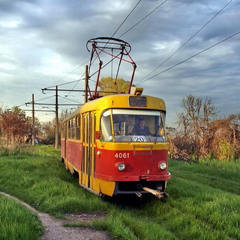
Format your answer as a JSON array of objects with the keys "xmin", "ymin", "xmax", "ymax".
[
  {"xmin": 68, "ymin": 120, "xmax": 71, "ymax": 139},
  {"xmin": 83, "ymin": 115, "xmax": 86, "ymax": 143},
  {"xmin": 67, "ymin": 118, "xmax": 78, "ymax": 140},
  {"xmin": 76, "ymin": 115, "xmax": 81, "ymax": 140},
  {"xmin": 72, "ymin": 118, "xmax": 76, "ymax": 139},
  {"xmin": 93, "ymin": 114, "xmax": 96, "ymax": 142},
  {"xmin": 64, "ymin": 123, "xmax": 67, "ymax": 139},
  {"xmin": 100, "ymin": 109, "xmax": 167, "ymax": 142},
  {"xmin": 62, "ymin": 123, "xmax": 66, "ymax": 139},
  {"xmin": 86, "ymin": 114, "xmax": 89, "ymax": 142},
  {"xmin": 70, "ymin": 119, "xmax": 73, "ymax": 139},
  {"xmin": 100, "ymin": 110, "xmax": 113, "ymax": 142}
]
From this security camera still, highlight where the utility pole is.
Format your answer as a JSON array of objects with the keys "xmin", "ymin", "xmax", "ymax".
[
  {"xmin": 32, "ymin": 94, "xmax": 35, "ymax": 146},
  {"xmin": 84, "ymin": 65, "xmax": 88, "ymax": 103},
  {"xmin": 25, "ymin": 91, "xmax": 83, "ymax": 149},
  {"xmin": 55, "ymin": 85, "xmax": 59, "ymax": 149}
]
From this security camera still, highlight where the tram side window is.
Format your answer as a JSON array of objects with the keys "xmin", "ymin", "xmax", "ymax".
[
  {"xmin": 67, "ymin": 118, "xmax": 76, "ymax": 139},
  {"xmin": 76, "ymin": 116, "xmax": 80, "ymax": 140},
  {"xmin": 61, "ymin": 123, "xmax": 66, "ymax": 139},
  {"xmin": 68, "ymin": 120, "xmax": 71, "ymax": 139},
  {"xmin": 100, "ymin": 111, "xmax": 112, "ymax": 142},
  {"xmin": 72, "ymin": 118, "xmax": 76, "ymax": 139}
]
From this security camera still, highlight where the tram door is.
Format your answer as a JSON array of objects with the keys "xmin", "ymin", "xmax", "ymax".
[
  {"xmin": 82, "ymin": 112, "xmax": 96, "ymax": 189},
  {"xmin": 64, "ymin": 122, "xmax": 67, "ymax": 159},
  {"xmin": 90, "ymin": 112, "xmax": 96, "ymax": 189},
  {"xmin": 62, "ymin": 122, "xmax": 67, "ymax": 159}
]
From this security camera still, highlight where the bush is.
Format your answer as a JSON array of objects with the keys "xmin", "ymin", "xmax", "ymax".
[
  {"xmin": 0, "ymin": 144, "xmax": 34, "ymax": 156},
  {"xmin": 216, "ymin": 140, "xmax": 236, "ymax": 161}
]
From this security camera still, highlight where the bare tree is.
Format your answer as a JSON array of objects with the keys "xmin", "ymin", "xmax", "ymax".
[{"xmin": 175, "ymin": 95, "xmax": 217, "ymax": 160}]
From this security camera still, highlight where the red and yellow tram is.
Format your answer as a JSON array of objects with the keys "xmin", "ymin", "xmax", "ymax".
[{"xmin": 61, "ymin": 89, "xmax": 171, "ymax": 198}]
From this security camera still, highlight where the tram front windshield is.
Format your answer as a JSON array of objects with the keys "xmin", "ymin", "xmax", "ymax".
[{"xmin": 101, "ymin": 109, "xmax": 166, "ymax": 142}]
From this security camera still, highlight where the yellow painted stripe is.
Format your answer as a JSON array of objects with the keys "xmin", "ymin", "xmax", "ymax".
[
  {"xmin": 96, "ymin": 140, "xmax": 168, "ymax": 150},
  {"xmin": 64, "ymin": 139, "xmax": 81, "ymax": 143},
  {"xmin": 62, "ymin": 139, "xmax": 168, "ymax": 150}
]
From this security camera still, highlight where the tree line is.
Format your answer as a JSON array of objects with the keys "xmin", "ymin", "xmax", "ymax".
[{"xmin": 0, "ymin": 106, "xmax": 58, "ymax": 146}]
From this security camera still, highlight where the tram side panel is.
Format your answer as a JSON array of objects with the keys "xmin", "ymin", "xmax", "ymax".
[
  {"xmin": 61, "ymin": 122, "xmax": 67, "ymax": 161},
  {"xmin": 66, "ymin": 140, "xmax": 82, "ymax": 173},
  {"xmin": 61, "ymin": 138, "xmax": 66, "ymax": 160},
  {"xmin": 61, "ymin": 116, "xmax": 83, "ymax": 175}
]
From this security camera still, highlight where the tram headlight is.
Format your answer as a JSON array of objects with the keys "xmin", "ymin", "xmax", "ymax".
[
  {"xmin": 117, "ymin": 163, "xmax": 126, "ymax": 171},
  {"xmin": 158, "ymin": 162, "xmax": 167, "ymax": 170}
]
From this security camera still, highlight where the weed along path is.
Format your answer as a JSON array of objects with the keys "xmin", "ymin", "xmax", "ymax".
[{"xmin": 0, "ymin": 192, "xmax": 112, "ymax": 240}]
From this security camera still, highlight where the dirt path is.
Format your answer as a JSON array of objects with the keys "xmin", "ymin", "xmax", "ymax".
[{"xmin": 0, "ymin": 192, "xmax": 112, "ymax": 240}]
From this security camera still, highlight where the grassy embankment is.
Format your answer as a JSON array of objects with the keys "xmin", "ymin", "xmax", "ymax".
[
  {"xmin": 0, "ymin": 145, "xmax": 240, "ymax": 240},
  {"xmin": 0, "ymin": 194, "xmax": 43, "ymax": 240}
]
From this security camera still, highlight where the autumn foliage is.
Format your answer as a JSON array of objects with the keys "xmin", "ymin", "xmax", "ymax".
[
  {"xmin": 98, "ymin": 77, "xmax": 132, "ymax": 96},
  {"xmin": 168, "ymin": 95, "xmax": 240, "ymax": 161},
  {"xmin": 0, "ymin": 107, "xmax": 31, "ymax": 146}
]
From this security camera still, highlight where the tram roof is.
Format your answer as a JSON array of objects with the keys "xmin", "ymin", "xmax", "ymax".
[{"xmin": 62, "ymin": 94, "xmax": 166, "ymax": 122}]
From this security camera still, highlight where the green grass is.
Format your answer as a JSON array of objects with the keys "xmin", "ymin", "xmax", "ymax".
[
  {"xmin": 0, "ymin": 145, "xmax": 240, "ymax": 239},
  {"xmin": 0, "ymin": 195, "xmax": 43, "ymax": 240},
  {"xmin": 199, "ymin": 158, "xmax": 240, "ymax": 171},
  {"xmin": 0, "ymin": 145, "xmax": 108, "ymax": 216},
  {"xmin": 169, "ymin": 160, "xmax": 240, "ymax": 194}
]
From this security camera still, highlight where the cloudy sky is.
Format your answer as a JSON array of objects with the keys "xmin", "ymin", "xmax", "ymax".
[{"xmin": 0, "ymin": 0, "xmax": 239, "ymax": 126}]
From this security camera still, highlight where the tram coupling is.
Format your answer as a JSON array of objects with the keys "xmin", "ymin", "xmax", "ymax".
[{"xmin": 142, "ymin": 187, "xmax": 169, "ymax": 199}]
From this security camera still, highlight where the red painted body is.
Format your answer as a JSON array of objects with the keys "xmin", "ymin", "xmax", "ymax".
[
  {"xmin": 61, "ymin": 140, "xmax": 82, "ymax": 171},
  {"xmin": 95, "ymin": 148, "xmax": 170, "ymax": 182},
  {"xmin": 61, "ymin": 139, "xmax": 66, "ymax": 159},
  {"xmin": 61, "ymin": 138, "xmax": 170, "ymax": 183}
]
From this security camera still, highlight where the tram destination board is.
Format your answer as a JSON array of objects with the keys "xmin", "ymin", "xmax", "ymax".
[{"xmin": 129, "ymin": 96, "xmax": 147, "ymax": 107}]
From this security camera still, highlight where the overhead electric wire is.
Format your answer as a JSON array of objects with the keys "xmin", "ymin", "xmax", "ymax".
[
  {"xmin": 88, "ymin": 0, "xmax": 142, "ymax": 78},
  {"xmin": 88, "ymin": 0, "xmax": 168, "ymax": 92},
  {"xmin": 24, "ymin": 0, "xmax": 139, "ymax": 111},
  {"xmin": 141, "ymin": 0, "xmax": 233, "ymax": 81},
  {"xmin": 138, "ymin": 29, "xmax": 240, "ymax": 84},
  {"xmin": 111, "ymin": 0, "xmax": 142, "ymax": 38},
  {"xmin": 65, "ymin": 72, "xmax": 85, "ymax": 98},
  {"xmin": 42, "ymin": 58, "xmax": 89, "ymax": 90},
  {"xmin": 17, "ymin": 103, "xmax": 30, "ymax": 108},
  {"xmin": 45, "ymin": 78, "xmax": 85, "ymax": 89},
  {"xmin": 119, "ymin": 0, "xmax": 168, "ymax": 38},
  {"xmin": 56, "ymin": 0, "xmax": 144, "ymax": 94},
  {"xmin": 89, "ymin": 52, "xmax": 122, "ymax": 80},
  {"xmin": 33, "ymin": 95, "xmax": 55, "ymax": 102},
  {"xmin": 58, "ymin": 95, "xmax": 83, "ymax": 104},
  {"xmin": 55, "ymin": 61, "xmax": 87, "ymax": 84},
  {"xmin": 17, "ymin": 94, "xmax": 56, "ymax": 109},
  {"xmin": 30, "ymin": 0, "xmax": 165, "ymax": 106}
]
